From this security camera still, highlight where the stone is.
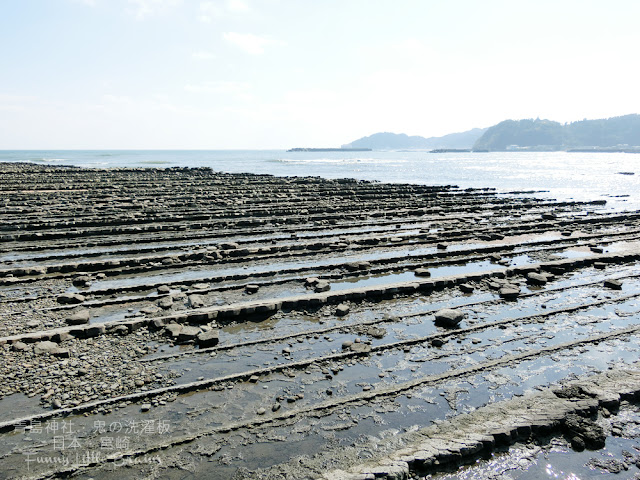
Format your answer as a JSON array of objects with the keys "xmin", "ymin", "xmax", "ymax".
[
  {"xmin": 164, "ymin": 323, "xmax": 183, "ymax": 338},
  {"xmin": 188, "ymin": 294, "xmax": 205, "ymax": 308},
  {"xmin": 12, "ymin": 341, "xmax": 30, "ymax": 352},
  {"xmin": 350, "ymin": 343, "xmax": 371, "ymax": 354},
  {"xmin": 57, "ymin": 293, "xmax": 85, "ymax": 305},
  {"xmin": 499, "ymin": 287, "xmax": 520, "ymax": 299},
  {"xmin": 366, "ymin": 327, "xmax": 386, "ymax": 339},
  {"xmin": 459, "ymin": 283, "xmax": 474, "ymax": 293},
  {"xmin": 315, "ymin": 281, "xmax": 330, "ymax": 292},
  {"xmin": 177, "ymin": 326, "xmax": 201, "ymax": 343},
  {"xmin": 594, "ymin": 262, "xmax": 607, "ymax": 270},
  {"xmin": 157, "ymin": 285, "xmax": 171, "ymax": 294},
  {"xmin": 414, "ymin": 268, "xmax": 431, "ymax": 277},
  {"xmin": 140, "ymin": 403, "xmax": 151, "ymax": 412},
  {"xmin": 604, "ymin": 279, "xmax": 622, "ymax": 290},
  {"xmin": 72, "ymin": 275, "xmax": 91, "ymax": 287},
  {"xmin": 571, "ymin": 436, "xmax": 585, "ymax": 451},
  {"xmin": 305, "ymin": 277, "xmax": 319, "ymax": 287},
  {"xmin": 66, "ymin": 309, "xmax": 90, "ymax": 325},
  {"xmin": 527, "ymin": 272, "xmax": 548, "ymax": 286},
  {"xmin": 33, "ymin": 341, "xmax": 61, "ymax": 355},
  {"xmin": 245, "ymin": 284, "xmax": 260, "ymax": 294},
  {"xmin": 564, "ymin": 413, "xmax": 606, "ymax": 449},
  {"xmin": 335, "ymin": 304, "xmax": 350, "ymax": 316},
  {"xmin": 158, "ymin": 296, "xmax": 174, "ymax": 309},
  {"xmin": 434, "ymin": 308, "xmax": 464, "ymax": 328},
  {"xmin": 197, "ymin": 329, "xmax": 219, "ymax": 348}
]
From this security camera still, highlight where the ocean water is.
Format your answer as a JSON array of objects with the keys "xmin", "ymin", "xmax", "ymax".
[{"xmin": 1, "ymin": 149, "xmax": 638, "ymax": 211}]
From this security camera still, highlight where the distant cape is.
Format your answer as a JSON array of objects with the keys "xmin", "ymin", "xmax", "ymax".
[
  {"xmin": 473, "ymin": 114, "xmax": 640, "ymax": 151},
  {"xmin": 342, "ymin": 128, "xmax": 487, "ymax": 151}
]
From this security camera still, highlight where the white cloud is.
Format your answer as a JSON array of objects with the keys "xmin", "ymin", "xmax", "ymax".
[
  {"xmin": 127, "ymin": 0, "xmax": 183, "ymax": 19},
  {"xmin": 198, "ymin": 0, "xmax": 249, "ymax": 22},
  {"xmin": 227, "ymin": 0, "xmax": 249, "ymax": 13},
  {"xmin": 223, "ymin": 32, "xmax": 281, "ymax": 55}
]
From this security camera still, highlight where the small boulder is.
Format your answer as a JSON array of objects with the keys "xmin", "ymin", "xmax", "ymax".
[
  {"xmin": 72, "ymin": 275, "xmax": 92, "ymax": 287},
  {"xmin": 34, "ymin": 341, "xmax": 61, "ymax": 355},
  {"xmin": 66, "ymin": 309, "xmax": 90, "ymax": 325},
  {"xmin": 304, "ymin": 277, "xmax": 319, "ymax": 287},
  {"xmin": 164, "ymin": 323, "xmax": 183, "ymax": 338},
  {"xmin": 315, "ymin": 281, "xmax": 330, "ymax": 292},
  {"xmin": 499, "ymin": 287, "xmax": 520, "ymax": 299},
  {"xmin": 459, "ymin": 283, "xmax": 474, "ymax": 293},
  {"xmin": 527, "ymin": 272, "xmax": 548, "ymax": 286},
  {"xmin": 188, "ymin": 294, "xmax": 205, "ymax": 308},
  {"xmin": 157, "ymin": 285, "xmax": 171, "ymax": 294},
  {"xmin": 434, "ymin": 308, "xmax": 464, "ymax": 328},
  {"xmin": 245, "ymin": 284, "xmax": 260, "ymax": 294},
  {"xmin": 57, "ymin": 293, "xmax": 85, "ymax": 305},
  {"xmin": 177, "ymin": 326, "xmax": 201, "ymax": 344},
  {"xmin": 158, "ymin": 296, "xmax": 174, "ymax": 309},
  {"xmin": 604, "ymin": 279, "xmax": 622, "ymax": 290},
  {"xmin": 12, "ymin": 341, "xmax": 30, "ymax": 352},
  {"xmin": 335, "ymin": 304, "xmax": 350, "ymax": 316},
  {"xmin": 197, "ymin": 329, "xmax": 219, "ymax": 348},
  {"xmin": 414, "ymin": 268, "xmax": 431, "ymax": 277},
  {"xmin": 366, "ymin": 327, "xmax": 386, "ymax": 339},
  {"xmin": 350, "ymin": 343, "xmax": 372, "ymax": 354}
]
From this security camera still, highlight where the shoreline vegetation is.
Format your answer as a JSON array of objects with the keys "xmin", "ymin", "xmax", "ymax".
[{"xmin": 1, "ymin": 162, "xmax": 640, "ymax": 479}]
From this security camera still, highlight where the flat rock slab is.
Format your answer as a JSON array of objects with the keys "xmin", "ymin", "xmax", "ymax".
[
  {"xmin": 66, "ymin": 309, "xmax": 90, "ymax": 325},
  {"xmin": 527, "ymin": 272, "xmax": 548, "ymax": 286},
  {"xmin": 197, "ymin": 329, "xmax": 219, "ymax": 348},
  {"xmin": 604, "ymin": 279, "xmax": 623, "ymax": 290},
  {"xmin": 57, "ymin": 293, "xmax": 85, "ymax": 305},
  {"xmin": 499, "ymin": 287, "xmax": 521, "ymax": 299},
  {"xmin": 434, "ymin": 308, "xmax": 464, "ymax": 328},
  {"xmin": 414, "ymin": 268, "xmax": 431, "ymax": 277}
]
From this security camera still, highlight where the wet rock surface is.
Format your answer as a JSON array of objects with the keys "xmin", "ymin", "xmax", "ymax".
[{"xmin": 1, "ymin": 164, "xmax": 640, "ymax": 479}]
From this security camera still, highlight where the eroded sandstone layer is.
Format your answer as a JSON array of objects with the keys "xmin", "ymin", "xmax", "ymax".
[{"xmin": 1, "ymin": 163, "xmax": 640, "ymax": 479}]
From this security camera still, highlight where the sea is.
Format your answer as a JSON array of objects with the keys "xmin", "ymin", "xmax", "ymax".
[{"xmin": 1, "ymin": 149, "xmax": 638, "ymax": 212}]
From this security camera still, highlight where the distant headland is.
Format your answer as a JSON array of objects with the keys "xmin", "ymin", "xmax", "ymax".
[
  {"xmin": 287, "ymin": 147, "xmax": 372, "ymax": 152},
  {"xmin": 341, "ymin": 114, "xmax": 640, "ymax": 152}
]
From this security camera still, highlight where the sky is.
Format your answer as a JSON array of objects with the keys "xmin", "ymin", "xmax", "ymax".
[{"xmin": 1, "ymin": 0, "xmax": 639, "ymax": 149}]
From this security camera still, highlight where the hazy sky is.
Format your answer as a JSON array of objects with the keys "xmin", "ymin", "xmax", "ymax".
[{"xmin": 1, "ymin": 0, "xmax": 639, "ymax": 149}]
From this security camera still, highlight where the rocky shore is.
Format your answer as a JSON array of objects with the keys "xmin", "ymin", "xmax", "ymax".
[{"xmin": 1, "ymin": 163, "xmax": 640, "ymax": 479}]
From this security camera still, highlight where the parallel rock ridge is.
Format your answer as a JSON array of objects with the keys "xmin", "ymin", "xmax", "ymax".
[
  {"xmin": 1, "ymin": 163, "xmax": 640, "ymax": 479},
  {"xmin": 325, "ymin": 367, "xmax": 640, "ymax": 480}
]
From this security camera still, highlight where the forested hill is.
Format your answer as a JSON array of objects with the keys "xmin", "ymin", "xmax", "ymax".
[
  {"xmin": 473, "ymin": 114, "xmax": 640, "ymax": 151},
  {"xmin": 342, "ymin": 128, "xmax": 487, "ymax": 150}
]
